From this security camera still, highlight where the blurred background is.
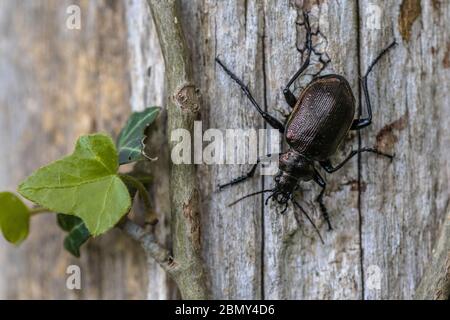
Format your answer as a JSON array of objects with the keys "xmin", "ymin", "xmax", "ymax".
[{"xmin": 0, "ymin": 0, "xmax": 172, "ymax": 299}]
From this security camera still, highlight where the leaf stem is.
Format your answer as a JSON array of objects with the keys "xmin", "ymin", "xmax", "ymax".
[
  {"xmin": 129, "ymin": 175, "xmax": 153, "ymax": 184},
  {"xmin": 119, "ymin": 218, "xmax": 177, "ymax": 273},
  {"xmin": 29, "ymin": 207, "xmax": 50, "ymax": 216},
  {"xmin": 119, "ymin": 174, "xmax": 158, "ymax": 225}
]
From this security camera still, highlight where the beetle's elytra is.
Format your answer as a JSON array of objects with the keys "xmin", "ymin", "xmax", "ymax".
[
  {"xmin": 286, "ymin": 75, "xmax": 355, "ymax": 160},
  {"xmin": 216, "ymin": 11, "xmax": 396, "ymax": 239}
]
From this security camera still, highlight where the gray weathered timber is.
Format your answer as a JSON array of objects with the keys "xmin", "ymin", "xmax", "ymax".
[
  {"xmin": 359, "ymin": 0, "xmax": 450, "ymax": 299},
  {"xmin": 263, "ymin": 0, "xmax": 362, "ymax": 300},
  {"xmin": 0, "ymin": 0, "xmax": 449, "ymax": 299},
  {"xmin": 180, "ymin": 0, "xmax": 266, "ymax": 299}
]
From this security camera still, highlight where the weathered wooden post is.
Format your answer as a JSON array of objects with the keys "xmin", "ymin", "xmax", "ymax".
[{"xmin": 0, "ymin": 0, "xmax": 448, "ymax": 300}]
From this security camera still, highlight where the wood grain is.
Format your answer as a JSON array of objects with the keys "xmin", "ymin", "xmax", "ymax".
[
  {"xmin": 180, "ymin": 0, "xmax": 266, "ymax": 299},
  {"xmin": 359, "ymin": 0, "xmax": 450, "ymax": 299},
  {"xmin": 263, "ymin": 0, "xmax": 363, "ymax": 299}
]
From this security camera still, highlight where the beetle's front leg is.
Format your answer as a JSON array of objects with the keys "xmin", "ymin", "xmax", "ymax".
[
  {"xmin": 218, "ymin": 153, "xmax": 278, "ymax": 190},
  {"xmin": 218, "ymin": 162, "xmax": 259, "ymax": 190},
  {"xmin": 313, "ymin": 169, "xmax": 333, "ymax": 230}
]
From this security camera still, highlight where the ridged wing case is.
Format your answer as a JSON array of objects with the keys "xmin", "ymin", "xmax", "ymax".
[{"xmin": 285, "ymin": 75, "xmax": 355, "ymax": 161}]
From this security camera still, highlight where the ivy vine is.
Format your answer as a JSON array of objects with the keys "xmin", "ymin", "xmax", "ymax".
[{"xmin": 0, "ymin": 106, "xmax": 160, "ymax": 257}]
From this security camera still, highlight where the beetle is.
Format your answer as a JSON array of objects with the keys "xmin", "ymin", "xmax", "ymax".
[{"xmin": 216, "ymin": 12, "xmax": 397, "ymax": 234}]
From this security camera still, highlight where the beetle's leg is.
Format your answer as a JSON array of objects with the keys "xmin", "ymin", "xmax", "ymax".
[
  {"xmin": 350, "ymin": 77, "xmax": 373, "ymax": 130},
  {"xmin": 273, "ymin": 105, "xmax": 291, "ymax": 120},
  {"xmin": 313, "ymin": 169, "xmax": 333, "ymax": 231},
  {"xmin": 215, "ymin": 58, "xmax": 285, "ymax": 133},
  {"xmin": 309, "ymin": 27, "xmax": 331, "ymax": 79},
  {"xmin": 292, "ymin": 198, "xmax": 325, "ymax": 244},
  {"xmin": 283, "ymin": 12, "xmax": 313, "ymax": 108},
  {"xmin": 310, "ymin": 48, "xmax": 331, "ymax": 79},
  {"xmin": 319, "ymin": 148, "xmax": 394, "ymax": 173},
  {"xmin": 218, "ymin": 153, "xmax": 277, "ymax": 190},
  {"xmin": 218, "ymin": 162, "xmax": 259, "ymax": 190},
  {"xmin": 351, "ymin": 41, "xmax": 397, "ymax": 130}
]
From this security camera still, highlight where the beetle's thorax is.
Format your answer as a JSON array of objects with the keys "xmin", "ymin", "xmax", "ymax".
[
  {"xmin": 278, "ymin": 149, "xmax": 314, "ymax": 182},
  {"xmin": 272, "ymin": 150, "xmax": 314, "ymax": 203}
]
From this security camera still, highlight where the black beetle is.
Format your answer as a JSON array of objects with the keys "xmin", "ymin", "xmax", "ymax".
[{"xmin": 216, "ymin": 12, "xmax": 396, "ymax": 234}]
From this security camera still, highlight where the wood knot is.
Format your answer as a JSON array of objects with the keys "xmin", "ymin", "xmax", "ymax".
[
  {"xmin": 375, "ymin": 115, "xmax": 408, "ymax": 152},
  {"xmin": 399, "ymin": 0, "xmax": 421, "ymax": 42},
  {"xmin": 443, "ymin": 42, "xmax": 450, "ymax": 69},
  {"xmin": 167, "ymin": 256, "xmax": 178, "ymax": 269},
  {"xmin": 174, "ymin": 84, "xmax": 201, "ymax": 113}
]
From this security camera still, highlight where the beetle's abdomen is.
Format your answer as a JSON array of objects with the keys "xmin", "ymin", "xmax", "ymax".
[{"xmin": 285, "ymin": 75, "xmax": 355, "ymax": 161}]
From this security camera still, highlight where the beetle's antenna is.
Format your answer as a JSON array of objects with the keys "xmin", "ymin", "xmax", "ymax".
[
  {"xmin": 265, "ymin": 191, "xmax": 276, "ymax": 205},
  {"xmin": 280, "ymin": 201, "xmax": 289, "ymax": 214},
  {"xmin": 364, "ymin": 40, "xmax": 397, "ymax": 78},
  {"xmin": 228, "ymin": 189, "xmax": 273, "ymax": 207},
  {"xmin": 292, "ymin": 198, "xmax": 325, "ymax": 244}
]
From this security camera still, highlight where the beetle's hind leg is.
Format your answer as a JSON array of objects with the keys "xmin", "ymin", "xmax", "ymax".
[
  {"xmin": 351, "ymin": 41, "xmax": 397, "ymax": 130},
  {"xmin": 310, "ymin": 46, "xmax": 331, "ymax": 79},
  {"xmin": 306, "ymin": 26, "xmax": 331, "ymax": 79},
  {"xmin": 283, "ymin": 11, "xmax": 313, "ymax": 108},
  {"xmin": 284, "ymin": 12, "xmax": 331, "ymax": 108}
]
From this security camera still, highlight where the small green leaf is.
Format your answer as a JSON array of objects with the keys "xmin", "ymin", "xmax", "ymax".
[
  {"xmin": 0, "ymin": 192, "xmax": 30, "ymax": 244},
  {"xmin": 18, "ymin": 134, "xmax": 131, "ymax": 236},
  {"xmin": 57, "ymin": 213, "xmax": 83, "ymax": 232},
  {"xmin": 57, "ymin": 214, "xmax": 90, "ymax": 258},
  {"xmin": 117, "ymin": 107, "xmax": 161, "ymax": 165}
]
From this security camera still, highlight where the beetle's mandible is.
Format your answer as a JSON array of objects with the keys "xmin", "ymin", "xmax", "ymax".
[{"xmin": 216, "ymin": 12, "xmax": 397, "ymax": 239}]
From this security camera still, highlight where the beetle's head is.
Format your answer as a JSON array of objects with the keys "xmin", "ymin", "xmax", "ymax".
[
  {"xmin": 269, "ymin": 171, "xmax": 297, "ymax": 205},
  {"xmin": 270, "ymin": 190, "xmax": 291, "ymax": 205}
]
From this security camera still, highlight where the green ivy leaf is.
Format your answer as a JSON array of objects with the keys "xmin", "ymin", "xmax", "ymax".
[
  {"xmin": 57, "ymin": 214, "xmax": 90, "ymax": 258},
  {"xmin": 18, "ymin": 134, "xmax": 131, "ymax": 236},
  {"xmin": 0, "ymin": 192, "xmax": 30, "ymax": 244},
  {"xmin": 56, "ymin": 213, "xmax": 82, "ymax": 232},
  {"xmin": 117, "ymin": 107, "xmax": 161, "ymax": 165},
  {"xmin": 57, "ymin": 213, "xmax": 82, "ymax": 232}
]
